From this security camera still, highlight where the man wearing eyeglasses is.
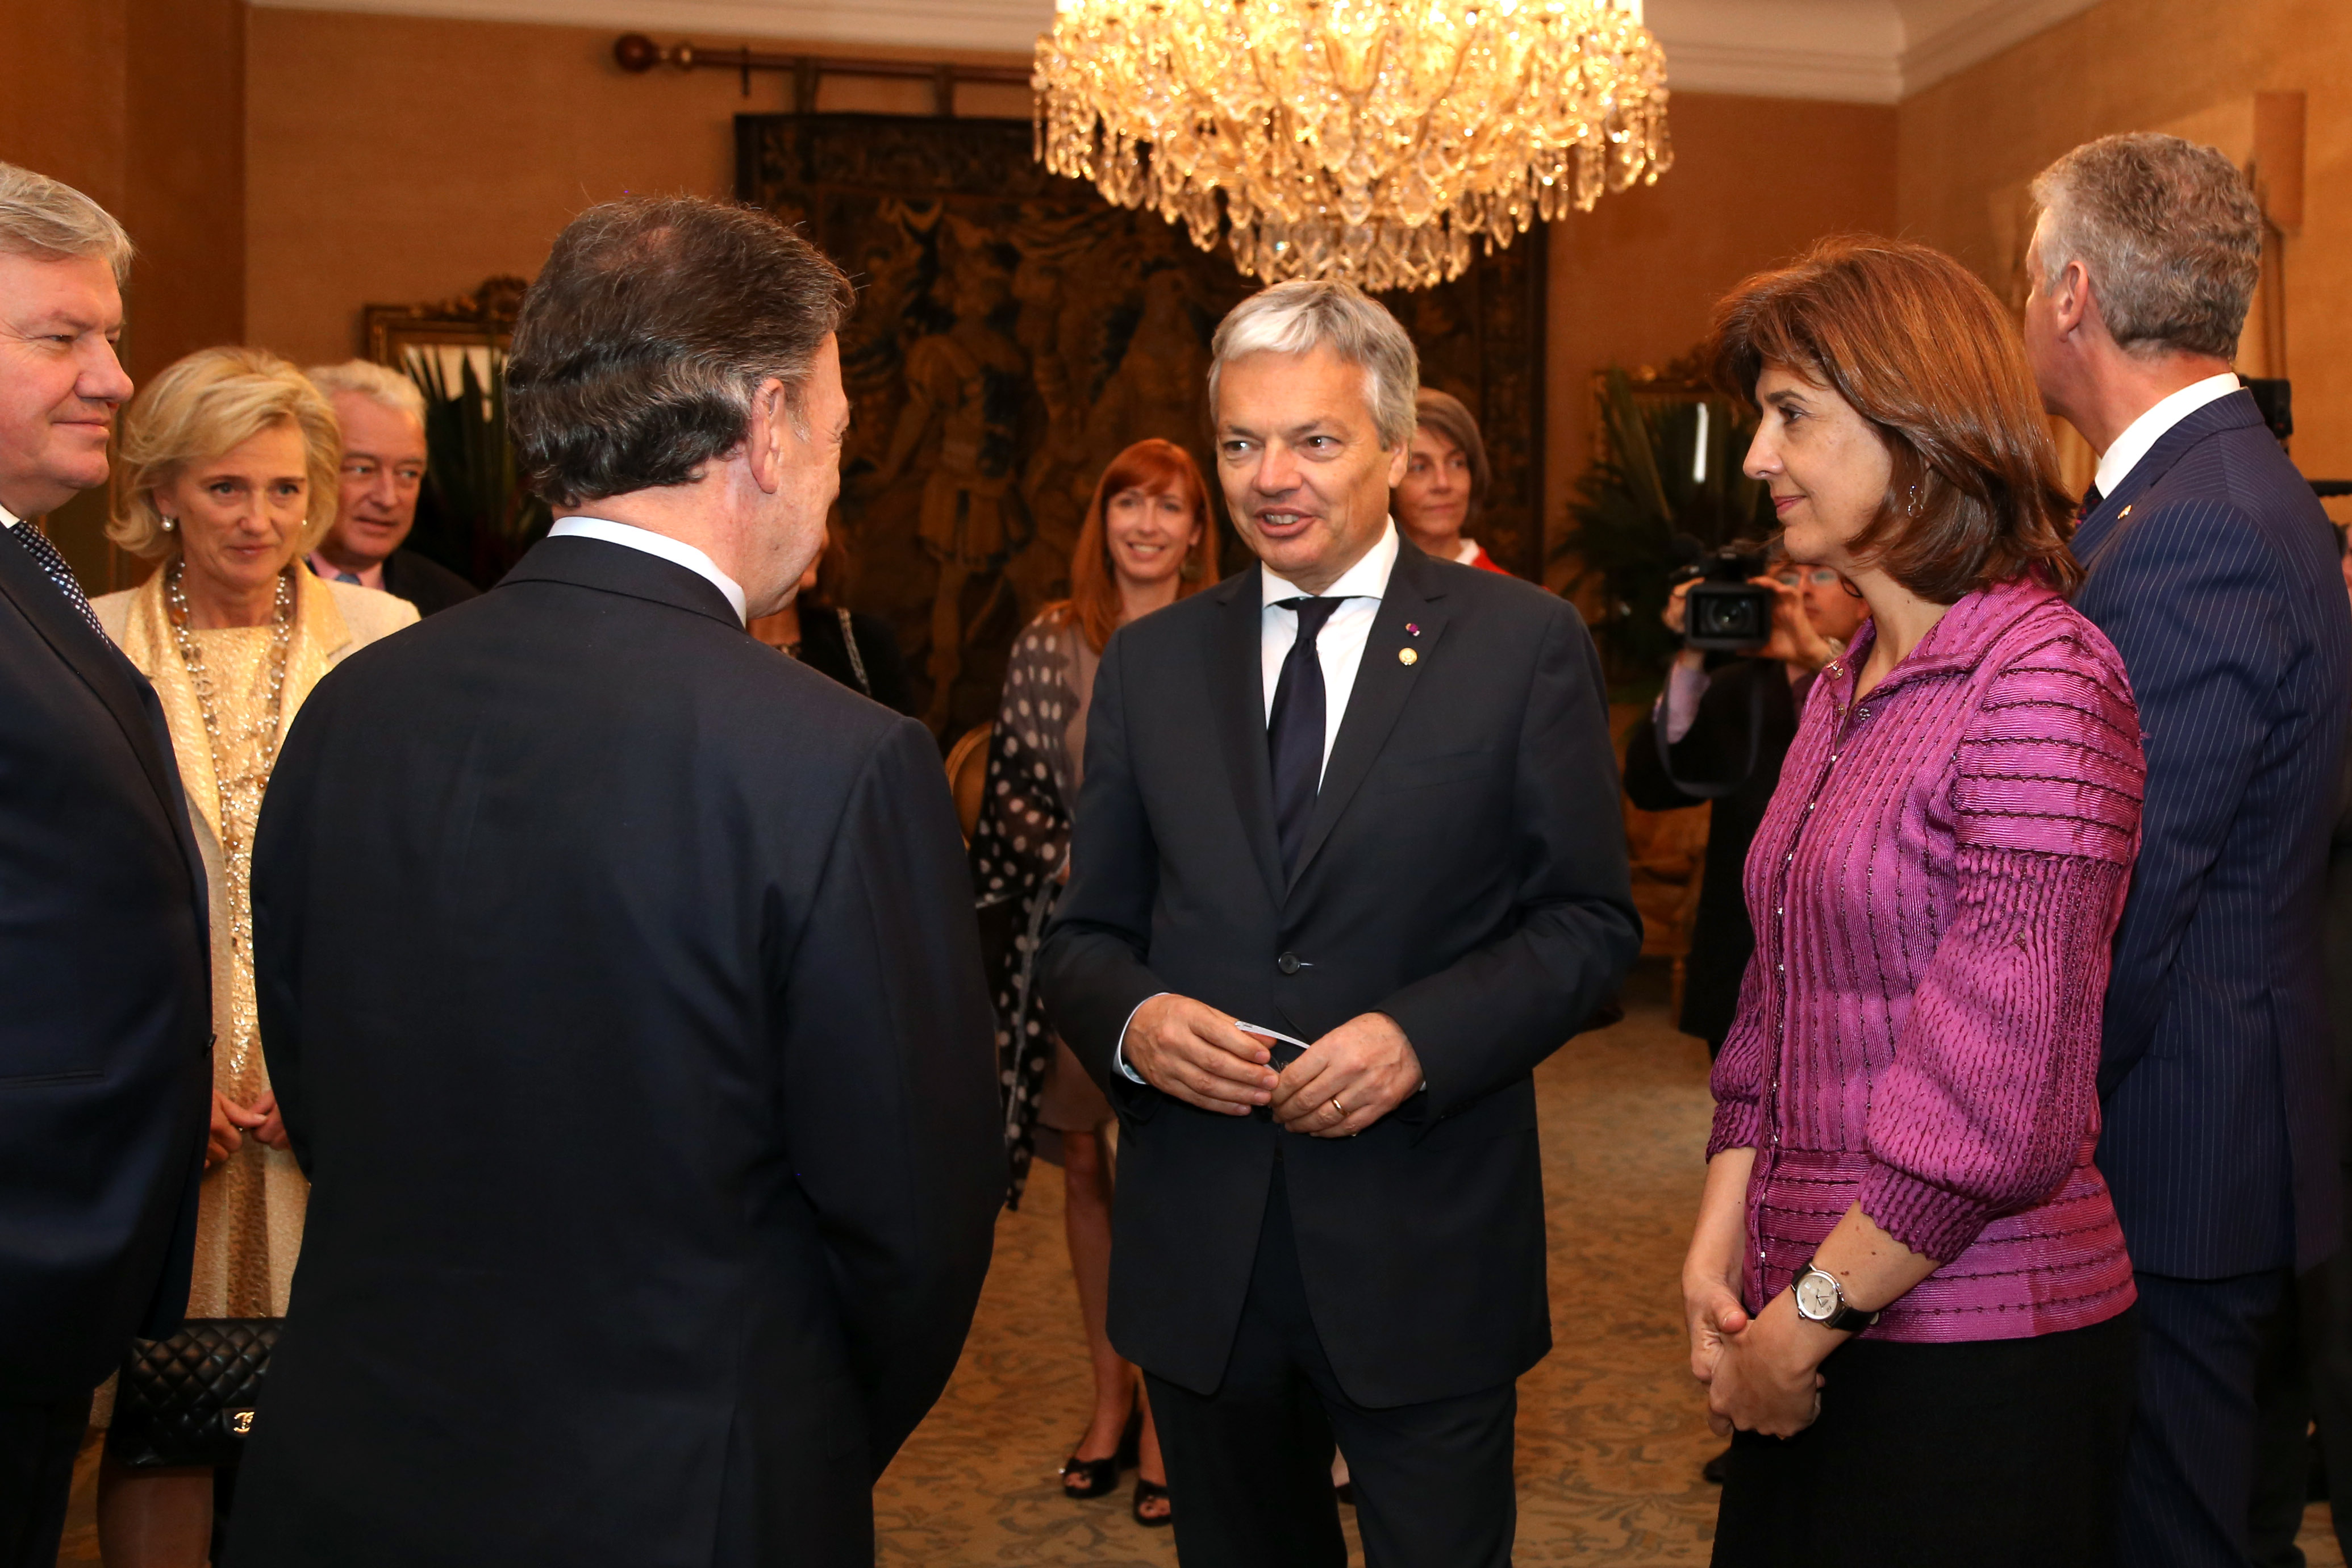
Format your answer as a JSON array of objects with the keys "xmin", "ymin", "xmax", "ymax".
[{"xmin": 305, "ymin": 359, "xmax": 479, "ymax": 616}]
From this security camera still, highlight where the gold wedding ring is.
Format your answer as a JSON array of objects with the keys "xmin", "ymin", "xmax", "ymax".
[{"xmin": 1330, "ymin": 1096, "xmax": 1345, "ymax": 1117}]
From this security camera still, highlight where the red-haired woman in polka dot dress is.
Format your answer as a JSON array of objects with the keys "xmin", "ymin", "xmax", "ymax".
[{"xmin": 972, "ymin": 437, "xmax": 1219, "ymax": 1526}]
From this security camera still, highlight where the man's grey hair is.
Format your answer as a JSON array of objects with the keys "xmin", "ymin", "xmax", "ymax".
[
  {"xmin": 507, "ymin": 196, "xmax": 854, "ymax": 507},
  {"xmin": 2031, "ymin": 133, "xmax": 2262, "ymax": 360},
  {"xmin": 1209, "ymin": 280, "xmax": 1420, "ymax": 450},
  {"xmin": 307, "ymin": 358, "xmax": 427, "ymax": 428},
  {"xmin": 0, "ymin": 161, "xmax": 132, "ymax": 283}
]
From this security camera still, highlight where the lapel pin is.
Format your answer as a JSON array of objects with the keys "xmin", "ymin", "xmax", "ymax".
[
  {"xmin": 1406, "ymin": 622, "xmax": 1421, "ymax": 636},
  {"xmin": 2119, "ymin": 505, "xmax": 2132, "ymax": 518},
  {"xmin": 1398, "ymin": 648, "xmax": 1418, "ymax": 666}
]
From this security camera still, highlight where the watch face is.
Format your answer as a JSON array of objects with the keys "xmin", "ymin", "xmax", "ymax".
[{"xmin": 1794, "ymin": 1270, "xmax": 1838, "ymax": 1321}]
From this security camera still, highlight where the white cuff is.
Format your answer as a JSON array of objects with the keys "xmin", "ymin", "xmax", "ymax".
[{"xmin": 1113, "ymin": 992, "xmax": 1167, "ymax": 1083}]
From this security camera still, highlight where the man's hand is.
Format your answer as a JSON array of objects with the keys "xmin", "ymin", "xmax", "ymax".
[
  {"xmin": 1123, "ymin": 994, "xmax": 1277, "ymax": 1115},
  {"xmin": 1270, "ymin": 1012, "xmax": 1424, "ymax": 1137},
  {"xmin": 1706, "ymin": 1290, "xmax": 1830, "ymax": 1438}
]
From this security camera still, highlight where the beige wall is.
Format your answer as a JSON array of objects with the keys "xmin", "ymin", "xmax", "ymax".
[
  {"xmin": 3, "ymin": 0, "xmax": 245, "ymax": 584},
  {"xmin": 246, "ymin": 10, "xmax": 1902, "ymax": 578},
  {"xmin": 1542, "ymin": 92, "xmax": 1900, "ymax": 578},
  {"xmin": 245, "ymin": 8, "xmax": 1031, "ymax": 366},
  {"xmin": 1899, "ymin": 0, "xmax": 2352, "ymax": 508}
]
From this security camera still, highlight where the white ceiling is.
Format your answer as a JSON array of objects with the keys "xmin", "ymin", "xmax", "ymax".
[
  {"xmin": 253, "ymin": 0, "xmax": 2103, "ymax": 104},
  {"xmin": 1645, "ymin": 0, "xmax": 2101, "ymax": 102}
]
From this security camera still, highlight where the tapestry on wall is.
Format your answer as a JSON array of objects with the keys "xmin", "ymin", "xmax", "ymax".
[{"xmin": 736, "ymin": 111, "xmax": 1546, "ymax": 739}]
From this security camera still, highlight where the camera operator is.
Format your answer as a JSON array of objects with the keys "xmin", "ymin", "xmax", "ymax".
[{"xmin": 1624, "ymin": 556, "xmax": 1865, "ymax": 1061}]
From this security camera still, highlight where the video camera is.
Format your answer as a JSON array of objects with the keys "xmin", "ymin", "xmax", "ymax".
[{"xmin": 1671, "ymin": 536, "xmax": 1775, "ymax": 653}]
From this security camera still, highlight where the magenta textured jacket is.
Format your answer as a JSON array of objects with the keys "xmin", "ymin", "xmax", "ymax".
[{"xmin": 1708, "ymin": 575, "xmax": 2145, "ymax": 1342}]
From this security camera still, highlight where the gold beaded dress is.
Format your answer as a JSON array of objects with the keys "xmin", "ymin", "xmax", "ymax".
[{"xmin": 91, "ymin": 565, "xmax": 419, "ymax": 1361}]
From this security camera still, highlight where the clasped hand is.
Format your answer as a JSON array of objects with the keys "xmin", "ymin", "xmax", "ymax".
[
  {"xmin": 1121, "ymin": 995, "xmax": 1423, "ymax": 1137},
  {"xmin": 208, "ymin": 1089, "xmax": 290, "ymax": 1170},
  {"xmin": 1684, "ymin": 1277, "xmax": 1826, "ymax": 1439}
]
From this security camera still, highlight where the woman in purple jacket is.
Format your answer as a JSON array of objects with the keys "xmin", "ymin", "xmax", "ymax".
[{"xmin": 1682, "ymin": 237, "xmax": 2146, "ymax": 1566}]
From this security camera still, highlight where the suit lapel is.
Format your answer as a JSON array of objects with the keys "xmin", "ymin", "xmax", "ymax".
[
  {"xmin": 0, "ymin": 534, "xmax": 201, "ymax": 888},
  {"xmin": 2079, "ymin": 390, "xmax": 2266, "ymax": 573},
  {"xmin": 1208, "ymin": 569, "xmax": 1287, "ymax": 909},
  {"xmin": 1287, "ymin": 545, "xmax": 1449, "ymax": 894}
]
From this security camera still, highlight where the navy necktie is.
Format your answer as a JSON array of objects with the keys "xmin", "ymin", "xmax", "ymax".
[
  {"xmin": 2078, "ymin": 483, "xmax": 2103, "ymax": 521},
  {"xmin": 6, "ymin": 521, "xmax": 105, "ymax": 640},
  {"xmin": 1269, "ymin": 595, "xmax": 1344, "ymax": 878}
]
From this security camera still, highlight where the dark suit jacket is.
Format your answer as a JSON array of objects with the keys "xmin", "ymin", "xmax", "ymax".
[
  {"xmin": 2075, "ymin": 389, "xmax": 2352, "ymax": 1278},
  {"xmin": 231, "ymin": 537, "xmax": 1004, "ymax": 1568},
  {"xmin": 0, "ymin": 526, "xmax": 211, "ymax": 1403},
  {"xmin": 1622, "ymin": 658, "xmax": 1806, "ymax": 1049},
  {"xmin": 378, "ymin": 548, "xmax": 480, "ymax": 618},
  {"xmin": 1036, "ymin": 541, "xmax": 1641, "ymax": 1409}
]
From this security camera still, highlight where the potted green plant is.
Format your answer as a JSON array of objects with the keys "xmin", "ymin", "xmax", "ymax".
[{"xmin": 403, "ymin": 349, "xmax": 552, "ymax": 587}]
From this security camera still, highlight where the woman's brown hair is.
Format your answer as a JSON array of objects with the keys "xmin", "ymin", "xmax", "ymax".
[
  {"xmin": 1403, "ymin": 389, "xmax": 1492, "ymax": 527},
  {"xmin": 1061, "ymin": 439, "xmax": 1220, "ymax": 653},
  {"xmin": 1707, "ymin": 235, "xmax": 2082, "ymax": 602}
]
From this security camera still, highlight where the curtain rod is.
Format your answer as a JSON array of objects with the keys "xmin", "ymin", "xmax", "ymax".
[{"xmin": 612, "ymin": 32, "xmax": 1031, "ymax": 115}]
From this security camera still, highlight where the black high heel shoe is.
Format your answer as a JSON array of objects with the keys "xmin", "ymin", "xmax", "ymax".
[
  {"xmin": 1132, "ymin": 1477, "xmax": 1172, "ymax": 1527},
  {"xmin": 1060, "ymin": 1403, "xmax": 1142, "ymax": 1500}
]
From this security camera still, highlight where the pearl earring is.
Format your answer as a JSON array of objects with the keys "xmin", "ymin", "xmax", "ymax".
[{"xmin": 160, "ymin": 516, "xmax": 176, "ymax": 532}]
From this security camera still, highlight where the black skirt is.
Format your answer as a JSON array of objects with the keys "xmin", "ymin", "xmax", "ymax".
[{"xmin": 1712, "ymin": 1308, "xmax": 2138, "ymax": 1568}]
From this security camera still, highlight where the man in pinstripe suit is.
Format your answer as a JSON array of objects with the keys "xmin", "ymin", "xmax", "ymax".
[{"xmin": 2025, "ymin": 133, "xmax": 2352, "ymax": 1566}]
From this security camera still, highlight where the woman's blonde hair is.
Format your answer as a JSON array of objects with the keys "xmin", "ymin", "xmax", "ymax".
[{"xmin": 109, "ymin": 346, "xmax": 343, "ymax": 561}]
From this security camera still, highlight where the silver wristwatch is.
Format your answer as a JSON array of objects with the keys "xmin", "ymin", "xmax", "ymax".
[{"xmin": 1790, "ymin": 1257, "xmax": 1880, "ymax": 1333}]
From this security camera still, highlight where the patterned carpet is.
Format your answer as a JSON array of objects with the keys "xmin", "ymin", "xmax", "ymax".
[
  {"xmin": 868, "ymin": 962, "xmax": 1721, "ymax": 1567},
  {"xmin": 56, "ymin": 963, "xmax": 2345, "ymax": 1564}
]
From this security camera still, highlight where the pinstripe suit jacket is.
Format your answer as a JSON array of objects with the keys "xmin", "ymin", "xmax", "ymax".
[{"xmin": 2075, "ymin": 389, "xmax": 2352, "ymax": 1278}]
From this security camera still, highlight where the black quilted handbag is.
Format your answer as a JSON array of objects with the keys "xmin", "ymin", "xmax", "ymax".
[{"xmin": 106, "ymin": 1319, "xmax": 280, "ymax": 1469}]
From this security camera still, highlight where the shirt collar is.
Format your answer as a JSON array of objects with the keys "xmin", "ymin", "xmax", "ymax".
[
  {"xmin": 2094, "ymin": 372, "xmax": 2243, "ymax": 499},
  {"xmin": 306, "ymin": 550, "xmax": 385, "ymax": 591},
  {"xmin": 0, "ymin": 501, "xmax": 20, "ymax": 529},
  {"xmin": 1260, "ymin": 519, "xmax": 1399, "ymax": 608},
  {"xmin": 547, "ymin": 516, "xmax": 748, "ymax": 625}
]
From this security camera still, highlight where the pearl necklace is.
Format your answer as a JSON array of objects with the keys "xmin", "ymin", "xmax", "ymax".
[{"xmin": 166, "ymin": 561, "xmax": 294, "ymax": 1078}]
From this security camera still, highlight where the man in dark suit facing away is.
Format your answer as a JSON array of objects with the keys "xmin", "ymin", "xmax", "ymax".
[
  {"xmin": 0, "ymin": 162, "xmax": 212, "ymax": 1568},
  {"xmin": 1038, "ymin": 280, "xmax": 1641, "ymax": 1567},
  {"xmin": 231, "ymin": 197, "xmax": 1004, "ymax": 1568},
  {"xmin": 2022, "ymin": 134, "xmax": 2352, "ymax": 1567}
]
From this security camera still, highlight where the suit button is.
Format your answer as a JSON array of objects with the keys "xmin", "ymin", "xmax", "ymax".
[{"xmin": 1276, "ymin": 952, "xmax": 1303, "ymax": 975}]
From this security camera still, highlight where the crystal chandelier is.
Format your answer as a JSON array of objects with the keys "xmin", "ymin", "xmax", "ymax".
[{"xmin": 1033, "ymin": 0, "xmax": 1671, "ymax": 292}]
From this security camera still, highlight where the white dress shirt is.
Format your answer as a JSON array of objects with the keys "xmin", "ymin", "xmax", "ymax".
[
  {"xmin": 1118, "ymin": 522, "xmax": 1402, "ymax": 1079},
  {"xmin": 1258, "ymin": 520, "xmax": 1400, "ymax": 789},
  {"xmin": 0, "ymin": 501, "xmax": 20, "ymax": 529},
  {"xmin": 2094, "ymin": 372, "xmax": 2243, "ymax": 500},
  {"xmin": 547, "ymin": 516, "xmax": 748, "ymax": 625}
]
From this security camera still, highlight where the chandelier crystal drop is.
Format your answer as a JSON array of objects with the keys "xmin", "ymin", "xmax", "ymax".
[{"xmin": 1033, "ymin": 0, "xmax": 1671, "ymax": 291}]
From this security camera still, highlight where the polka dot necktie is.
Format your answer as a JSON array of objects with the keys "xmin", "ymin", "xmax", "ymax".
[{"xmin": 6, "ymin": 522, "xmax": 105, "ymax": 640}]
